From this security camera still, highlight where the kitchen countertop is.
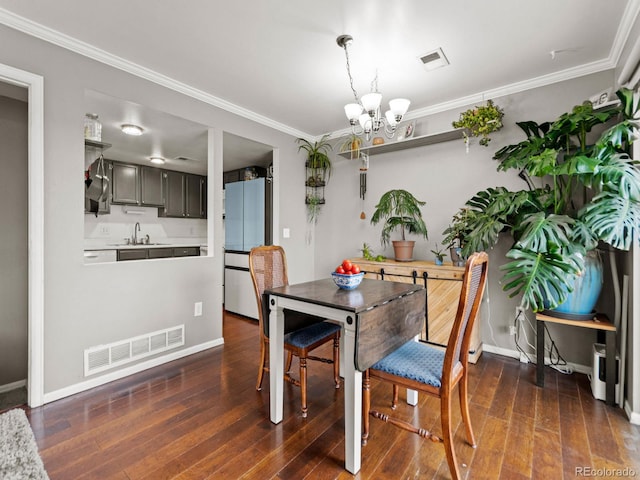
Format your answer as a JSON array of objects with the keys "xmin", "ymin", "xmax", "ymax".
[{"xmin": 84, "ymin": 240, "xmax": 206, "ymax": 251}]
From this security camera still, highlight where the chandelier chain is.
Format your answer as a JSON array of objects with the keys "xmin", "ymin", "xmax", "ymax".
[{"xmin": 343, "ymin": 43, "xmax": 360, "ymax": 104}]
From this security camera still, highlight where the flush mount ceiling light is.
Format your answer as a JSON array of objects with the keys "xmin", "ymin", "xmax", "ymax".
[
  {"xmin": 121, "ymin": 124, "xmax": 144, "ymax": 136},
  {"xmin": 337, "ymin": 34, "xmax": 410, "ymax": 141},
  {"xmin": 149, "ymin": 156, "xmax": 165, "ymax": 165}
]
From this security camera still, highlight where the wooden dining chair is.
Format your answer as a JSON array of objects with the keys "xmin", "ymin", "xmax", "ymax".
[
  {"xmin": 362, "ymin": 251, "xmax": 489, "ymax": 480},
  {"xmin": 249, "ymin": 245, "xmax": 341, "ymax": 418}
]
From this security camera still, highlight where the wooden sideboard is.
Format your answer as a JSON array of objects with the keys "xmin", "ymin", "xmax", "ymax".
[{"xmin": 350, "ymin": 257, "xmax": 482, "ymax": 363}]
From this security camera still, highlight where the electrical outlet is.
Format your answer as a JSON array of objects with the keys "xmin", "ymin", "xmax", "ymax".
[
  {"xmin": 509, "ymin": 325, "xmax": 517, "ymax": 336},
  {"xmin": 99, "ymin": 225, "xmax": 110, "ymax": 236},
  {"xmin": 194, "ymin": 302, "xmax": 202, "ymax": 317}
]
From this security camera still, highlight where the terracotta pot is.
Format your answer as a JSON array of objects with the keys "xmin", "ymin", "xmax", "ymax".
[{"xmin": 392, "ymin": 240, "xmax": 415, "ymax": 262}]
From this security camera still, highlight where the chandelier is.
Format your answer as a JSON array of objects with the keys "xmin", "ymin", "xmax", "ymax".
[{"xmin": 336, "ymin": 35, "xmax": 410, "ymax": 140}]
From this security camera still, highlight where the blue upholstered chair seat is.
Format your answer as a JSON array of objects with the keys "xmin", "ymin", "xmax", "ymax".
[
  {"xmin": 371, "ymin": 341, "xmax": 445, "ymax": 388},
  {"xmin": 285, "ymin": 321, "xmax": 341, "ymax": 349}
]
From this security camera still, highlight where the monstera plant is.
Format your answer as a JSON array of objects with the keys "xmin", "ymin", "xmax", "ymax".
[{"xmin": 455, "ymin": 88, "xmax": 640, "ymax": 312}]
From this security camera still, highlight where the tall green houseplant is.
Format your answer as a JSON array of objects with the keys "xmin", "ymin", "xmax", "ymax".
[
  {"xmin": 455, "ymin": 88, "xmax": 640, "ymax": 312},
  {"xmin": 371, "ymin": 189, "xmax": 429, "ymax": 261}
]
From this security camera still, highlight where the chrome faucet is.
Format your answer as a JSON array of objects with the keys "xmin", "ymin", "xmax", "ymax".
[{"xmin": 133, "ymin": 222, "xmax": 141, "ymax": 244}]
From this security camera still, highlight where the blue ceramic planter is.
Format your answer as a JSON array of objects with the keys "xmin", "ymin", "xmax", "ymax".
[{"xmin": 553, "ymin": 251, "xmax": 603, "ymax": 315}]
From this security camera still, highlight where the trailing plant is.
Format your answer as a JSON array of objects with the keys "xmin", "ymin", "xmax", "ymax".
[
  {"xmin": 297, "ymin": 134, "xmax": 333, "ymax": 180},
  {"xmin": 361, "ymin": 242, "xmax": 385, "ymax": 262},
  {"xmin": 305, "ymin": 195, "xmax": 324, "ymax": 224},
  {"xmin": 455, "ymin": 88, "xmax": 640, "ymax": 311},
  {"xmin": 371, "ymin": 189, "xmax": 429, "ymax": 246},
  {"xmin": 452, "ymin": 99, "xmax": 505, "ymax": 147}
]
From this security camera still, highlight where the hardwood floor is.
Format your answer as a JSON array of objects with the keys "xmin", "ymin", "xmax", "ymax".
[{"xmin": 23, "ymin": 312, "xmax": 640, "ymax": 479}]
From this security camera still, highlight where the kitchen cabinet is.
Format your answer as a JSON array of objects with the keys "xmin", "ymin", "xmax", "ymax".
[
  {"xmin": 111, "ymin": 163, "xmax": 140, "ymax": 205},
  {"xmin": 117, "ymin": 246, "xmax": 200, "ymax": 261},
  {"xmin": 350, "ymin": 257, "xmax": 482, "ymax": 363},
  {"xmin": 140, "ymin": 166, "xmax": 164, "ymax": 206},
  {"xmin": 161, "ymin": 171, "xmax": 207, "ymax": 218}
]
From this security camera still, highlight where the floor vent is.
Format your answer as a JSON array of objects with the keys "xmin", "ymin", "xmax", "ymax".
[{"xmin": 84, "ymin": 325, "xmax": 185, "ymax": 376}]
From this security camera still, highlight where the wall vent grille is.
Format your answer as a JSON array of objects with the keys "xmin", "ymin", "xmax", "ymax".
[{"xmin": 84, "ymin": 325, "xmax": 185, "ymax": 376}]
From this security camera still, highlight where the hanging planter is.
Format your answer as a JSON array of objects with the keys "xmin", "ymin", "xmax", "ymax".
[
  {"xmin": 297, "ymin": 134, "xmax": 332, "ymax": 223},
  {"xmin": 452, "ymin": 99, "xmax": 504, "ymax": 148}
]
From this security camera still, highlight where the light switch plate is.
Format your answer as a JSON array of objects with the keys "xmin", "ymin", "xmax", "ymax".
[
  {"xmin": 194, "ymin": 302, "xmax": 203, "ymax": 317},
  {"xmin": 283, "ymin": 228, "xmax": 290, "ymax": 238}
]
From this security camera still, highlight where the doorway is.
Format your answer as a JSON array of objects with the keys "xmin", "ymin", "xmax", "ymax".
[{"xmin": 0, "ymin": 63, "xmax": 45, "ymax": 408}]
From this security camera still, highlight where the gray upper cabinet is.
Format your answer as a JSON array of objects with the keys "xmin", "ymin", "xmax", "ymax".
[
  {"xmin": 163, "ymin": 170, "xmax": 186, "ymax": 217},
  {"xmin": 186, "ymin": 174, "xmax": 206, "ymax": 218},
  {"xmin": 161, "ymin": 171, "xmax": 207, "ymax": 218},
  {"xmin": 111, "ymin": 163, "xmax": 140, "ymax": 205},
  {"xmin": 140, "ymin": 166, "xmax": 164, "ymax": 206}
]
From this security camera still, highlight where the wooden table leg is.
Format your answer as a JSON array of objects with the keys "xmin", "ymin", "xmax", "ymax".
[
  {"xmin": 536, "ymin": 319, "xmax": 545, "ymax": 387},
  {"xmin": 606, "ymin": 330, "xmax": 616, "ymax": 406}
]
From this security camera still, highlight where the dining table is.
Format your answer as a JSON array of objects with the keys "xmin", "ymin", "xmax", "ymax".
[{"xmin": 265, "ymin": 277, "xmax": 426, "ymax": 474}]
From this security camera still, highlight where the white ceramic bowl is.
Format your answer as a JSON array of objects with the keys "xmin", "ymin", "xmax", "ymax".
[{"xmin": 331, "ymin": 272, "xmax": 364, "ymax": 290}]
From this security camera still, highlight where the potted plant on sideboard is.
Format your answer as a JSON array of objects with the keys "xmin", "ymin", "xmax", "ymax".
[
  {"xmin": 455, "ymin": 88, "xmax": 639, "ymax": 314},
  {"xmin": 370, "ymin": 189, "xmax": 429, "ymax": 261}
]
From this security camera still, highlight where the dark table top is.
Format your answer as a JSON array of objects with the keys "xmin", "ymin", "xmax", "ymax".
[{"xmin": 266, "ymin": 278, "xmax": 424, "ymax": 314}]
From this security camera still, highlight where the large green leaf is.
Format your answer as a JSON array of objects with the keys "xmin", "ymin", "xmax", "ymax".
[
  {"xmin": 514, "ymin": 212, "xmax": 575, "ymax": 254},
  {"xmin": 500, "ymin": 248, "xmax": 583, "ymax": 312},
  {"xmin": 580, "ymin": 192, "xmax": 640, "ymax": 250},
  {"xmin": 591, "ymin": 152, "xmax": 640, "ymax": 200}
]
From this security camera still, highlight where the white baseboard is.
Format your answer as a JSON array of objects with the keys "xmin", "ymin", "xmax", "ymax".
[
  {"xmin": 0, "ymin": 379, "xmax": 27, "ymax": 394},
  {"xmin": 482, "ymin": 344, "xmax": 591, "ymax": 375},
  {"xmin": 624, "ymin": 400, "xmax": 640, "ymax": 425},
  {"xmin": 43, "ymin": 338, "xmax": 224, "ymax": 404}
]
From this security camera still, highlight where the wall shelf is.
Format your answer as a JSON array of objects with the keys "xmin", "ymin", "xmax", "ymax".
[{"xmin": 337, "ymin": 128, "xmax": 463, "ymax": 159}]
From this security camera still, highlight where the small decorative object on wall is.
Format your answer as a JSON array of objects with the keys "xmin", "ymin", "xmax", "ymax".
[
  {"xmin": 396, "ymin": 121, "xmax": 415, "ymax": 141},
  {"xmin": 452, "ymin": 99, "xmax": 504, "ymax": 151},
  {"xmin": 372, "ymin": 137, "xmax": 384, "ymax": 145},
  {"xmin": 371, "ymin": 189, "xmax": 429, "ymax": 261},
  {"xmin": 297, "ymin": 134, "xmax": 332, "ymax": 223}
]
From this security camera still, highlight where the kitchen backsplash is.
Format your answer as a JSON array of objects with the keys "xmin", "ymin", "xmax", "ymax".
[{"xmin": 85, "ymin": 205, "xmax": 207, "ymax": 247}]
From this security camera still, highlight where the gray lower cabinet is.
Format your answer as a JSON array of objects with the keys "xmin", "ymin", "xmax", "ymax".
[
  {"xmin": 117, "ymin": 249, "xmax": 148, "ymax": 261},
  {"xmin": 140, "ymin": 166, "xmax": 164, "ymax": 206},
  {"xmin": 111, "ymin": 163, "xmax": 140, "ymax": 205},
  {"xmin": 117, "ymin": 247, "xmax": 200, "ymax": 261}
]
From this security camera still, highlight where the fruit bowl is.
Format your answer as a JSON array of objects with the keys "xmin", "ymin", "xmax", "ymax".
[{"xmin": 331, "ymin": 272, "xmax": 364, "ymax": 290}]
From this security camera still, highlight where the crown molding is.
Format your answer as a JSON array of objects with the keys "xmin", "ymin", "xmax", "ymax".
[{"xmin": 0, "ymin": 8, "xmax": 311, "ymax": 140}]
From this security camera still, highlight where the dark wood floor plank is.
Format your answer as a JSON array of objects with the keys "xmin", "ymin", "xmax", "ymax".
[{"xmin": 23, "ymin": 313, "xmax": 639, "ymax": 480}]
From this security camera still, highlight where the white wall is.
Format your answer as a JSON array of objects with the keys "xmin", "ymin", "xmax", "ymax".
[
  {"xmin": 315, "ymin": 70, "xmax": 617, "ymax": 368},
  {"xmin": 0, "ymin": 94, "xmax": 28, "ymax": 386},
  {"xmin": 0, "ymin": 23, "xmax": 313, "ymax": 398}
]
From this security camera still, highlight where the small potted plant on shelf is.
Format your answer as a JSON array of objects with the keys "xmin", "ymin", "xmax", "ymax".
[
  {"xmin": 430, "ymin": 243, "xmax": 447, "ymax": 266},
  {"xmin": 339, "ymin": 133, "xmax": 363, "ymax": 160},
  {"xmin": 370, "ymin": 189, "xmax": 429, "ymax": 261},
  {"xmin": 452, "ymin": 99, "xmax": 504, "ymax": 148}
]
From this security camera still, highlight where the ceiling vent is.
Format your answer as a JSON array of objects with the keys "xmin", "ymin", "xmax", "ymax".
[
  {"xmin": 420, "ymin": 48, "xmax": 450, "ymax": 71},
  {"xmin": 175, "ymin": 156, "xmax": 197, "ymax": 162}
]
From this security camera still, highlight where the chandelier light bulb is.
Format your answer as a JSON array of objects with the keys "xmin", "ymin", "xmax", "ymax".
[
  {"xmin": 389, "ymin": 98, "xmax": 410, "ymax": 120},
  {"xmin": 361, "ymin": 92, "xmax": 382, "ymax": 115},
  {"xmin": 385, "ymin": 110, "xmax": 397, "ymax": 127},
  {"xmin": 344, "ymin": 103, "xmax": 363, "ymax": 123}
]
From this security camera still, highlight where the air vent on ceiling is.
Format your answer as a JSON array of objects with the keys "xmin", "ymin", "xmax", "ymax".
[
  {"xmin": 84, "ymin": 324, "xmax": 185, "ymax": 376},
  {"xmin": 420, "ymin": 47, "xmax": 449, "ymax": 71},
  {"xmin": 175, "ymin": 156, "xmax": 197, "ymax": 162}
]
